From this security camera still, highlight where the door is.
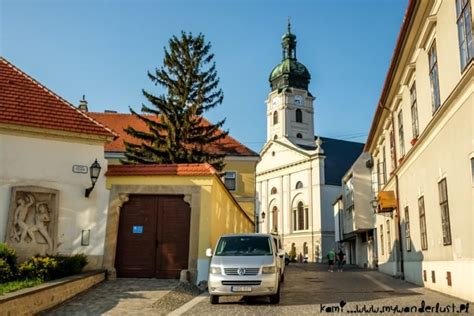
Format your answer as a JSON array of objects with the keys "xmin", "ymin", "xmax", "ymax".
[{"xmin": 115, "ymin": 195, "xmax": 191, "ymax": 278}]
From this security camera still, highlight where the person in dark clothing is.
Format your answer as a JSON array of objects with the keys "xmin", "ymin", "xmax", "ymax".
[{"xmin": 336, "ymin": 249, "xmax": 346, "ymax": 272}]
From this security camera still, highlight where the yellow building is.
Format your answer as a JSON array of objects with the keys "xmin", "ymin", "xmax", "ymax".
[
  {"xmin": 88, "ymin": 112, "xmax": 259, "ymax": 219},
  {"xmin": 103, "ymin": 163, "xmax": 254, "ymax": 283}
]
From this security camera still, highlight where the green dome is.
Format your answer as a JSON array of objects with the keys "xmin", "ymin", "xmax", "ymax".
[
  {"xmin": 269, "ymin": 59, "xmax": 311, "ymax": 90},
  {"xmin": 269, "ymin": 23, "xmax": 311, "ymax": 91}
]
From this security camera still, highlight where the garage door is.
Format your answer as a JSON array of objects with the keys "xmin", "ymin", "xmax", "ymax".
[{"xmin": 115, "ymin": 195, "xmax": 191, "ymax": 278}]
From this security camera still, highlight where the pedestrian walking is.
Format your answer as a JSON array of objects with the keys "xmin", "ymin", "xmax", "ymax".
[
  {"xmin": 336, "ymin": 249, "xmax": 346, "ymax": 272},
  {"xmin": 326, "ymin": 248, "xmax": 335, "ymax": 272}
]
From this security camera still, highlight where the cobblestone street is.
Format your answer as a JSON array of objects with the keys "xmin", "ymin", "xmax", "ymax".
[
  {"xmin": 46, "ymin": 264, "xmax": 471, "ymax": 315},
  {"xmin": 184, "ymin": 263, "xmax": 471, "ymax": 315}
]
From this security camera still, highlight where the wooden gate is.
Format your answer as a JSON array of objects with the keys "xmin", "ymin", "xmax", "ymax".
[{"xmin": 115, "ymin": 195, "xmax": 191, "ymax": 278}]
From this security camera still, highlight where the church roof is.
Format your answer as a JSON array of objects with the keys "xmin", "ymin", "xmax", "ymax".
[
  {"xmin": 297, "ymin": 136, "xmax": 364, "ymax": 186},
  {"xmin": 0, "ymin": 57, "xmax": 116, "ymax": 139}
]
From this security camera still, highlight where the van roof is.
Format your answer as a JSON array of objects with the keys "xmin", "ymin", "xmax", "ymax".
[{"xmin": 220, "ymin": 233, "xmax": 273, "ymax": 238}]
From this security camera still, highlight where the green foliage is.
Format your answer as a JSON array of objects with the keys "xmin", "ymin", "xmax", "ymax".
[
  {"xmin": 18, "ymin": 254, "xmax": 88, "ymax": 281},
  {"xmin": 123, "ymin": 31, "xmax": 228, "ymax": 171},
  {"xmin": 19, "ymin": 256, "xmax": 58, "ymax": 281},
  {"xmin": 0, "ymin": 243, "xmax": 17, "ymax": 271},
  {"xmin": 51, "ymin": 254, "xmax": 88, "ymax": 279},
  {"xmin": 0, "ymin": 258, "xmax": 14, "ymax": 283},
  {"xmin": 0, "ymin": 279, "xmax": 43, "ymax": 295}
]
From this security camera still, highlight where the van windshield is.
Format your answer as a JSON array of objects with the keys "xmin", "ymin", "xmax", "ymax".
[{"xmin": 215, "ymin": 236, "xmax": 273, "ymax": 256}]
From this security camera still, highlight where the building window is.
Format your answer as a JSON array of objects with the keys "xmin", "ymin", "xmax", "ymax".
[
  {"xmin": 410, "ymin": 82, "xmax": 420, "ymax": 139},
  {"xmin": 429, "ymin": 41, "xmax": 441, "ymax": 113},
  {"xmin": 272, "ymin": 206, "xmax": 278, "ymax": 232},
  {"xmin": 380, "ymin": 224, "xmax": 384, "ymax": 256},
  {"xmin": 295, "ymin": 181, "xmax": 303, "ymax": 189},
  {"xmin": 405, "ymin": 206, "xmax": 411, "ymax": 252},
  {"xmin": 471, "ymin": 158, "xmax": 474, "ymax": 182},
  {"xmin": 296, "ymin": 133, "xmax": 302, "ymax": 139},
  {"xmin": 293, "ymin": 202, "xmax": 308, "ymax": 231},
  {"xmin": 382, "ymin": 147, "xmax": 388, "ymax": 183},
  {"xmin": 390, "ymin": 130, "xmax": 396, "ymax": 170},
  {"xmin": 386, "ymin": 220, "xmax": 392, "ymax": 254},
  {"xmin": 273, "ymin": 135, "xmax": 278, "ymax": 140},
  {"xmin": 398, "ymin": 110, "xmax": 405, "ymax": 157},
  {"xmin": 270, "ymin": 187, "xmax": 277, "ymax": 195},
  {"xmin": 296, "ymin": 109, "xmax": 303, "ymax": 123},
  {"xmin": 438, "ymin": 178, "xmax": 452, "ymax": 245},
  {"xmin": 456, "ymin": 0, "xmax": 474, "ymax": 70},
  {"xmin": 418, "ymin": 196, "xmax": 428, "ymax": 250},
  {"xmin": 273, "ymin": 111, "xmax": 278, "ymax": 125},
  {"xmin": 223, "ymin": 171, "xmax": 236, "ymax": 191}
]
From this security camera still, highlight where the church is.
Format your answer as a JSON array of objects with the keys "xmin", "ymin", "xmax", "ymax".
[{"xmin": 256, "ymin": 24, "xmax": 364, "ymax": 262}]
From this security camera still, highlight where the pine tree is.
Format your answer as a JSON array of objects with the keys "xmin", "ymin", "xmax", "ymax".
[{"xmin": 123, "ymin": 32, "xmax": 228, "ymax": 171}]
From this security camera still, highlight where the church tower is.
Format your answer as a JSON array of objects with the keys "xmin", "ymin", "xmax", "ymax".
[{"xmin": 266, "ymin": 22, "xmax": 315, "ymax": 146}]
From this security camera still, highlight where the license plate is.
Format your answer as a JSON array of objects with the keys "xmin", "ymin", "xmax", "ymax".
[{"xmin": 232, "ymin": 286, "xmax": 252, "ymax": 292}]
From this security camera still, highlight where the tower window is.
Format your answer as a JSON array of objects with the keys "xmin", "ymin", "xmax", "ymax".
[
  {"xmin": 273, "ymin": 135, "xmax": 278, "ymax": 140},
  {"xmin": 295, "ymin": 181, "xmax": 303, "ymax": 189},
  {"xmin": 271, "ymin": 187, "xmax": 277, "ymax": 194},
  {"xmin": 296, "ymin": 133, "xmax": 302, "ymax": 139},
  {"xmin": 296, "ymin": 109, "xmax": 302, "ymax": 123},
  {"xmin": 273, "ymin": 111, "xmax": 278, "ymax": 125}
]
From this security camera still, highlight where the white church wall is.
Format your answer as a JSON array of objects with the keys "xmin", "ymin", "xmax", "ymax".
[{"xmin": 0, "ymin": 133, "xmax": 109, "ymax": 268}]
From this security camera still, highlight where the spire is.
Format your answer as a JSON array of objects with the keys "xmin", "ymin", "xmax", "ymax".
[{"xmin": 282, "ymin": 18, "xmax": 296, "ymax": 60}]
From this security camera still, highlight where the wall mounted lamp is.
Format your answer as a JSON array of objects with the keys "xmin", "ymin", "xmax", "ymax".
[{"xmin": 85, "ymin": 159, "xmax": 101, "ymax": 198}]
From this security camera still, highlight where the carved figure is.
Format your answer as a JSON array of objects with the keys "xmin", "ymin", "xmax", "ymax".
[
  {"xmin": 28, "ymin": 202, "xmax": 53, "ymax": 253},
  {"xmin": 11, "ymin": 193, "xmax": 36, "ymax": 243}
]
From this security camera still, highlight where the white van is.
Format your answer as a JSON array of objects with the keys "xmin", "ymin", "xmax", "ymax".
[{"xmin": 206, "ymin": 233, "xmax": 285, "ymax": 304}]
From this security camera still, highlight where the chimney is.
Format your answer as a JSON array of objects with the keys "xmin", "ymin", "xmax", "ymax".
[{"xmin": 78, "ymin": 95, "xmax": 88, "ymax": 112}]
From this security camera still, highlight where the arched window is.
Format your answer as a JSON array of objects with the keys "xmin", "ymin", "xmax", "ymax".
[
  {"xmin": 296, "ymin": 109, "xmax": 302, "ymax": 123},
  {"xmin": 296, "ymin": 133, "xmax": 302, "ymax": 139},
  {"xmin": 303, "ymin": 242, "xmax": 308, "ymax": 255},
  {"xmin": 273, "ymin": 135, "xmax": 278, "ymax": 140},
  {"xmin": 273, "ymin": 111, "xmax": 278, "ymax": 125},
  {"xmin": 272, "ymin": 206, "xmax": 278, "ymax": 232},
  {"xmin": 271, "ymin": 187, "xmax": 277, "ymax": 194},
  {"xmin": 293, "ymin": 201, "xmax": 308, "ymax": 231},
  {"xmin": 295, "ymin": 181, "xmax": 303, "ymax": 189}
]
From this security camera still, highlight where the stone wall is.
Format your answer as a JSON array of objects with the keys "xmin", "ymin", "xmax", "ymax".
[{"xmin": 0, "ymin": 271, "xmax": 105, "ymax": 315}]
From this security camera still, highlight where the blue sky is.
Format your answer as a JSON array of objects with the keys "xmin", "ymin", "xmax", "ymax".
[{"xmin": 1, "ymin": 0, "xmax": 407, "ymax": 152}]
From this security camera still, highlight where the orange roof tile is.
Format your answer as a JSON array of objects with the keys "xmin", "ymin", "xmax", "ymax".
[
  {"xmin": 106, "ymin": 163, "xmax": 216, "ymax": 176},
  {"xmin": 0, "ymin": 57, "xmax": 116, "ymax": 138},
  {"xmin": 89, "ymin": 112, "xmax": 258, "ymax": 157}
]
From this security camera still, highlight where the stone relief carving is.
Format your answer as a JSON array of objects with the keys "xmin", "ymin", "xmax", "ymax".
[{"xmin": 6, "ymin": 187, "xmax": 59, "ymax": 259}]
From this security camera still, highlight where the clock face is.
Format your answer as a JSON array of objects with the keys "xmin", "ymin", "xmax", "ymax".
[
  {"xmin": 294, "ymin": 95, "xmax": 303, "ymax": 106},
  {"xmin": 272, "ymin": 97, "xmax": 280, "ymax": 107}
]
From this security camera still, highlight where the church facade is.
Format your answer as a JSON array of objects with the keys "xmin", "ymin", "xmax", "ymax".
[{"xmin": 256, "ymin": 25, "xmax": 364, "ymax": 262}]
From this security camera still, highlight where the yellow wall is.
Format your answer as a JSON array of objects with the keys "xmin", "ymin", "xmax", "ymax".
[
  {"xmin": 107, "ymin": 155, "xmax": 259, "ymax": 219},
  {"xmin": 209, "ymin": 177, "xmax": 254, "ymax": 250},
  {"xmin": 223, "ymin": 158, "xmax": 258, "ymax": 218},
  {"xmin": 105, "ymin": 173, "xmax": 254, "ymax": 262}
]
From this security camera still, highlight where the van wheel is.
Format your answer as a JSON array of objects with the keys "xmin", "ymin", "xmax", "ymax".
[
  {"xmin": 269, "ymin": 283, "xmax": 280, "ymax": 304},
  {"xmin": 280, "ymin": 273, "xmax": 285, "ymax": 283},
  {"xmin": 210, "ymin": 295, "xmax": 219, "ymax": 304}
]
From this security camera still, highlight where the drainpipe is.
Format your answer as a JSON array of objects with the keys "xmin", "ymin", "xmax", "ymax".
[{"xmin": 379, "ymin": 102, "xmax": 404, "ymax": 279}]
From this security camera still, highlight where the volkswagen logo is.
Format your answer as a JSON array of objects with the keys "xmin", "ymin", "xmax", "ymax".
[{"xmin": 237, "ymin": 268, "xmax": 246, "ymax": 276}]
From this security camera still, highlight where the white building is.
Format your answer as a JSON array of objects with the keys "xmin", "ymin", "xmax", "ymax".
[
  {"xmin": 334, "ymin": 152, "xmax": 377, "ymax": 269},
  {"xmin": 365, "ymin": 0, "xmax": 473, "ymax": 301},
  {"xmin": 256, "ymin": 24, "xmax": 363, "ymax": 261},
  {"xmin": 0, "ymin": 57, "xmax": 116, "ymax": 268}
]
